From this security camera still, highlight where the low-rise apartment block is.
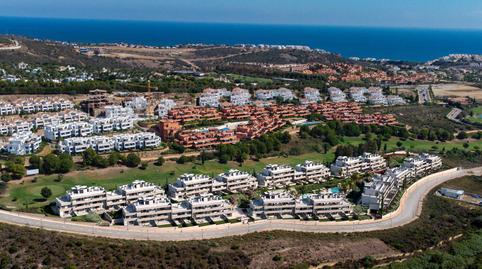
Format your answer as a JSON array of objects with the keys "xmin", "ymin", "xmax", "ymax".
[
  {"xmin": 361, "ymin": 153, "xmax": 442, "ymax": 211},
  {"xmin": 175, "ymin": 128, "xmax": 239, "ymax": 149},
  {"xmin": 257, "ymin": 164, "xmax": 303, "ymax": 188},
  {"xmin": 59, "ymin": 132, "xmax": 161, "ymax": 154},
  {"xmin": 156, "ymin": 99, "xmax": 177, "ymax": 118},
  {"xmin": 214, "ymin": 169, "xmax": 258, "ymax": 193},
  {"xmin": 168, "ymin": 173, "xmax": 214, "ymax": 200},
  {"xmin": 53, "ymin": 185, "xmax": 108, "ymax": 218},
  {"xmin": 328, "ymin": 87, "xmax": 347, "ymax": 102},
  {"xmin": 300, "ymin": 87, "xmax": 321, "ymax": 104},
  {"xmin": 331, "ymin": 153, "xmax": 387, "ymax": 177},
  {"xmin": 4, "ymin": 131, "xmax": 42, "ymax": 155},
  {"xmin": 230, "ymin": 87, "xmax": 251, "ymax": 106},
  {"xmin": 44, "ymin": 121, "xmax": 94, "ymax": 141},
  {"xmin": 104, "ymin": 105, "xmax": 135, "ymax": 119},
  {"xmin": 250, "ymin": 190, "xmax": 352, "ymax": 219},
  {"xmin": 295, "ymin": 161, "xmax": 331, "ymax": 183}
]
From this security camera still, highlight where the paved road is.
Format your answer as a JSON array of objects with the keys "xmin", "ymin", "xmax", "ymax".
[{"xmin": 0, "ymin": 167, "xmax": 480, "ymax": 241}]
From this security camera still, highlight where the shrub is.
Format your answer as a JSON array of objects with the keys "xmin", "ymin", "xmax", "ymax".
[
  {"xmin": 40, "ymin": 187, "xmax": 52, "ymax": 199},
  {"xmin": 124, "ymin": 153, "xmax": 141, "ymax": 168}
]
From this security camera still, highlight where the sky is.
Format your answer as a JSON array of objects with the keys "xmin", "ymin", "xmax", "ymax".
[{"xmin": 1, "ymin": 0, "xmax": 482, "ymax": 29}]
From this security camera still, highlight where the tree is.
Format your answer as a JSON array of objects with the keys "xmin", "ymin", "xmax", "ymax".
[
  {"xmin": 140, "ymin": 162, "xmax": 148, "ymax": 170},
  {"xmin": 40, "ymin": 187, "xmax": 52, "ymax": 199},
  {"xmin": 124, "ymin": 153, "xmax": 141, "ymax": 167},
  {"xmin": 457, "ymin": 131, "xmax": 468, "ymax": 140},
  {"xmin": 156, "ymin": 156, "xmax": 165, "ymax": 166},
  {"xmin": 58, "ymin": 153, "xmax": 74, "ymax": 173},
  {"xmin": 29, "ymin": 155, "xmax": 42, "ymax": 169},
  {"xmin": 5, "ymin": 161, "xmax": 26, "ymax": 179},
  {"xmin": 42, "ymin": 154, "xmax": 60, "ymax": 174},
  {"xmin": 82, "ymin": 148, "xmax": 98, "ymax": 166},
  {"xmin": 107, "ymin": 152, "xmax": 121, "ymax": 166}
]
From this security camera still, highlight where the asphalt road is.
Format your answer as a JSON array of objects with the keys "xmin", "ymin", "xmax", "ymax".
[{"xmin": 0, "ymin": 167, "xmax": 480, "ymax": 242}]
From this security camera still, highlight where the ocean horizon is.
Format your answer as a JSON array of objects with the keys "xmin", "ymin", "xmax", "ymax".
[{"xmin": 1, "ymin": 16, "xmax": 482, "ymax": 62}]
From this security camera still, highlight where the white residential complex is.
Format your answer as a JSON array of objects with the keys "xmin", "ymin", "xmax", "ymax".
[
  {"xmin": 3, "ymin": 131, "xmax": 42, "ymax": 155},
  {"xmin": 250, "ymin": 190, "xmax": 353, "ymax": 219},
  {"xmin": 0, "ymin": 98, "xmax": 74, "ymax": 116},
  {"xmin": 44, "ymin": 122, "xmax": 94, "ymax": 141},
  {"xmin": 257, "ymin": 161, "xmax": 331, "ymax": 188},
  {"xmin": 230, "ymin": 88, "xmax": 252, "ymax": 106},
  {"xmin": 330, "ymin": 153, "xmax": 387, "ymax": 177},
  {"xmin": 328, "ymin": 87, "xmax": 347, "ymax": 103},
  {"xmin": 104, "ymin": 105, "xmax": 135, "ymax": 119},
  {"xmin": 214, "ymin": 169, "xmax": 258, "ymax": 193},
  {"xmin": 361, "ymin": 153, "xmax": 442, "ymax": 211},
  {"xmin": 156, "ymin": 99, "xmax": 177, "ymax": 117},
  {"xmin": 300, "ymin": 87, "xmax": 321, "ymax": 104},
  {"xmin": 197, "ymin": 88, "xmax": 230, "ymax": 107},
  {"xmin": 123, "ymin": 194, "xmax": 233, "ymax": 226},
  {"xmin": 255, "ymin": 88, "xmax": 295, "ymax": 101},
  {"xmin": 59, "ymin": 132, "xmax": 161, "ymax": 154}
]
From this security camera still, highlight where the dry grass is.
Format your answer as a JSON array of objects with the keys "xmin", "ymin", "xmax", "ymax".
[{"xmin": 432, "ymin": 83, "xmax": 482, "ymax": 100}]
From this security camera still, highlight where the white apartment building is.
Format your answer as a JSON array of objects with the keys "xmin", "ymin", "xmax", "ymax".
[
  {"xmin": 59, "ymin": 136, "xmax": 115, "ymax": 154},
  {"xmin": 349, "ymin": 87, "xmax": 368, "ymax": 103},
  {"xmin": 113, "ymin": 132, "xmax": 161, "ymax": 151},
  {"xmin": 55, "ymin": 180, "xmax": 166, "ymax": 218},
  {"xmin": 295, "ymin": 161, "xmax": 331, "ymax": 183},
  {"xmin": 230, "ymin": 87, "xmax": 251, "ymax": 106},
  {"xmin": 250, "ymin": 190, "xmax": 353, "ymax": 219},
  {"xmin": 53, "ymin": 185, "xmax": 107, "ymax": 218},
  {"xmin": 274, "ymin": 87, "xmax": 296, "ymax": 101},
  {"xmin": 386, "ymin": 95, "xmax": 407, "ymax": 106},
  {"xmin": 197, "ymin": 88, "xmax": 230, "ymax": 107},
  {"xmin": 117, "ymin": 180, "xmax": 165, "ymax": 204},
  {"xmin": 156, "ymin": 98, "xmax": 177, "ymax": 117},
  {"xmin": 402, "ymin": 153, "xmax": 442, "ymax": 175},
  {"xmin": 331, "ymin": 153, "xmax": 387, "ymax": 177},
  {"xmin": 59, "ymin": 132, "xmax": 161, "ymax": 154},
  {"xmin": 44, "ymin": 121, "xmax": 94, "ymax": 141},
  {"xmin": 122, "ymin": 195, "xmax": 172, "ymax": 226},
  {"xmin": 34, "ymin": 111, "xmax": 89, "ymax": 129},
  {"xmin": 168, "ymin": 173, "xmax": 214, "ymax": 200},
  {"xmin": 367, "ymin": 87, "xmax": 388, "ymax": 106},
  {"xmin": 124, "ymin": 97, "xmax": 148, "ymax": 111},
  {"xmin": 90, "ymin": 116, "xmax": 134, "ymax": 133},
  {"xmin": 214, "ymin": 169, "xmax": 258, "ymax": 193},
  {"xmin": 257, "ymin": 164, "xmax": 304, "ymax": 188},
  {"xmin": 295, "ymin": 192, "xmax": 353, "ymax": 217},
  {"xmin": 255, "ymin": 89, "xmax": 275, "ymax": 100},
  {"xmin": 185, "ymin": 194, "xmax": 233, "ymax": 222},
  {"xmin": 14, "ymin": 98, "xmax": 74, "ymax": 114},
  {"xmin": 0, "ymin": 120, "xmax": 32, "ymax": 136},
  {"xmin": 361, "ymin": 153, "xmax": 442, "ymax": 211},
  {"xmin": 0, "ymin": 102, "xmax": 17, "ymax": 116},
  {"xmin": 300, "ymin": 87, "xmax": 321, "ymax": 104},
  {"xmin": 328, "ymin": 87, "xmax": 347, "ymax": 103},
  {"xmin": 4, "ymin": 131, "xmax": 42, "ymax": 155},
  {"xmin": 104, "ymin": 105, "xmax": 135, "ymax": 119}
]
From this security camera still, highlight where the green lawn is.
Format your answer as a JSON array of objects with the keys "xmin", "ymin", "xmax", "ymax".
[
  {"xmin": 226, "ymin": 74, "xmax": 273, "ymax": 85},
  {"xmin": 466, "ymin": 106, "xmax": 482, "ymax": 124}
]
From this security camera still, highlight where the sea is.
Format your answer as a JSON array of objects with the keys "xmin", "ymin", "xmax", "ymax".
[{"xmin": 1, "ymin": 16, "xmax": 482, "ymax": 62}]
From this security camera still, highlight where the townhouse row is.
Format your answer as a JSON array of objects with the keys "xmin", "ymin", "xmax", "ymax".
[
  {"xmin": 58, "ymin": 132, "xmax": 161, "ymax": 154},
  {"xmin": 330, "ymin": 153, "xmax": 387, "ymax": 178},
  {"xmin": 0, "ymin": 98, "xmax": 74, "ymax": 116},
  {"xmin": 361, "ymin": 153, "xmax": 442, "ymax": 211},
  {"xmin": 44, "ymin": 117, "xmax": 134, "ymax": 141},
  {"xmin": 250, "ymin": 190, "xmax": 353, "ymax": 219},
  {"xmin": 3, "ymin": 131, "xmax": 42, "ymax": 155}
]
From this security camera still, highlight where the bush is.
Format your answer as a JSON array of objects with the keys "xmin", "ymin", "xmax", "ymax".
[
  {"xmin": 140, "ymin": 162, "xmax": 148, "ymax": 170},
  {"xmin": 40, "ymin": 187, "xmax": 52, "ymax": 199},
  {"xmin": 156, "ymin": 156, "xmax": 165, "ymax": 166},
  {"xmin": 124, "ymin": 153, "xmax": 141, "ymax": 168}
]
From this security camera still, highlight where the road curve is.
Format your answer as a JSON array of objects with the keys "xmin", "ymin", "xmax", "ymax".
[{"xmin": 0, "ymin": 167, "xmax": 480, "ymax": 242}]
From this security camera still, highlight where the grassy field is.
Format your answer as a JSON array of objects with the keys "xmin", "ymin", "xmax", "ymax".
[
  {"xmin": 226, "ymin": 73, "xmax": 273, "ymax": 85},
  {"xmin": 0, "ymin": 151, "xmax": 335, "ymax": 211},
  {"xmin": 466, "ymin": 106, "xmax": 482, "ymax": 124},
  {"xmin": 441, "ymin": 176, "xmax": 482, "ymax": 195}
]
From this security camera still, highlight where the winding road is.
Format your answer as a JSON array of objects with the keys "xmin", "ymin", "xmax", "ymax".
[{"xmin": 0, "ymin": 167, "xmax": 480, "ymax": 241}]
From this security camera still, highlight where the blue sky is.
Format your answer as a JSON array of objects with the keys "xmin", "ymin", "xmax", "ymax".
[{"xmin": 1, "ymin": 0, "xmax": 482, "ymax": 29}]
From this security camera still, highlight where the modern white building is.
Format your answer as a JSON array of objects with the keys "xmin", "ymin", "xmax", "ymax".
[
  {"xmin": 331, "ymin": 153, "xmax": 387, "ymax": 177},
  {"xmin": 386, "ymin": 95, "xmax": 407, "ymax": 106},
  {"xmin": 300, "ymin": 87, "xmax": 321, "ymax": 104},
  {"xmin": 58, "ymin": 132, "xmax": 161, "ymax": 154},
  {"xmin": 349, "ymin": 87, "xmax": 368, "ymax": 103},
  {"xmin": 250, "ymin": 190, "xmax": 352, "ymax": 219},
  {"xmin": 230, "ymin": 87, "xmax": 251, "ymax": 106},
  {"xmin": 122, "ymin": 195, "xmax": 172, "ymax": 226},
  {"xmin": 124, "ymin": 97, "xmax": 148, "ymax": 112},
  {"xmin": 367, "ymin": 87, "xmax": 388, "ymax": 106},
  {"xmin": 197, "ymin": 88, "xmax": 230, "ymax": 107},
  {"xmin": 214, "ymin": 169, "xmax": 258, "ymax": 193},
  {"xmin": 361, "ymin": 153, "xmax": 442, "ymax": 211},
  {"xmin": 156, "ymin": 99, "xmax": 177, "ymax": 117},
  {"xmin": 0, "ymin": 120, "xmax": 32, "ymax": 136},
  {"xmin": 44, "ymin": 122, "xmax": 94, "ymax": 141},
  {"xmin": 295, "ymin": 161, "xmax": 331, "ymax": 183},
  {"xmin": 104, "ymin": 105, "xmax": 135, "ymax": 119},
  {"xmin": 185, "ymin": 194, "xmax": 233, "ymax": 222},
  {"xmin": 53, "ymin": 185, "xmax": 107, "ymax": 218},
  {"xmin": 168, "ymin": 174, "xmax": 214, "ymax": 200},
  {"xmin": 257, "ymin": 164, "xmax": 303, "ymax": 188},
  {"xmin": 90, "ymin": 116, "xmax": 134, "ymax": 133},
  {"xmin": 4, "ymin": 131, "xmax": 42, "ymax": 155},
  {"xmin": 328, "ymin": 87, "xmax": 347, "ymax": 103}
]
